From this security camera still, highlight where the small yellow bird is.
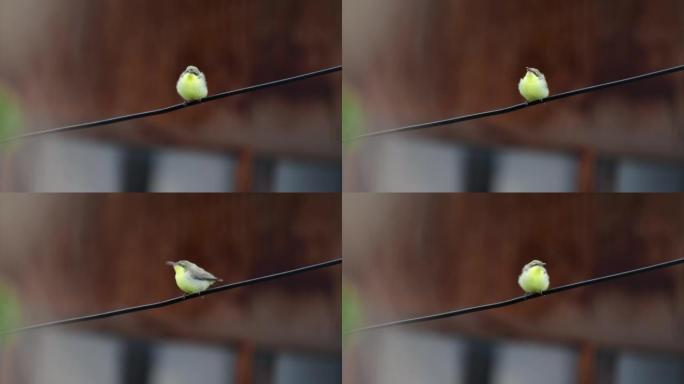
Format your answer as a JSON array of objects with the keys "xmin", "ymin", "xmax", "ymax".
[
  {"xmin": 518, "ymin": 260, "xmax": 550, "ymax": 294},
  {"xmin": 166, "ymin": 260, "xmax": 222, "ymax": 295},
  {"xmin": 176, "ymin": 65, "xmax": 208, "ymax": 102},
  {"xmin": 518, "ymin": 67, "xmax": 549, "ymax": 102}
]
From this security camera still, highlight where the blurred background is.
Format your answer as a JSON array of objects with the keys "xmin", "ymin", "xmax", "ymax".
[
  {"xmin": 343, "ymin": 0, "xmax": 684, "ymax": 192},
  {"xmin": 343, "ymin": 194, "xmax": 684, "ymax": 383},
  {"xmin": 0, "ymin": 0, "xmax": 341, "ymax": 192},
  {"xmin": 0, "ymin": 194, "xmax": 341, "ymax": 383}
]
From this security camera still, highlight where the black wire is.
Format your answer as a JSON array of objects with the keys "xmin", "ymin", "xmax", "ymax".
[
  {"xmin": 350, "ymin": 256, "xmax": 684, "ymax": 333},
  {"xmin": 345, "ymin": 64, "xmax": 684, "ymax": 142},
  {"xmin": 0, "ymin": 65, "xmax": 341, "ymax": 144},
  {"xmin": 2, "ymin": 258, "xmax": 342, "ymax": 335}
]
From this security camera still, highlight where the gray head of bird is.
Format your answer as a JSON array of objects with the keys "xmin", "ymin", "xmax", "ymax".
[
  {"xmin": 525, "ymin": 67, "xmax": 545, "ymax": 79},
  {"xmin": 184, "ymin": 66, "xmax": 202, "ymax": 76},
  {"xmin": 522, "ymin": 259, "xmax": 546, "ymax": 272},
  {"xmin": 166, "ymin": 260, "xmax": 192, "ymax": 269}
]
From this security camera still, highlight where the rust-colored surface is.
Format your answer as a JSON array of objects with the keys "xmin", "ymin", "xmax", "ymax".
[
  {"xmin": 577, "ymin": 149, "xmax": 596, "ymax": 192},
  {"xmin": 577, "ymin": 343, "xmax": 597, "ymax": 384},
  {"xmin": 235, "ymin": 148, "xmax": 255, "ymax": 192},
  {"xmin": 235, "ymin": 340, "xmax": 256, "ymax": 384}
]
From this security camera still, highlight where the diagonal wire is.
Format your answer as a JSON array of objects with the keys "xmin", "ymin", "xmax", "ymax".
[
  {"xmin": 345, "ymin": 64, "xmax": 684, "ymax": 142},
  {"xmin": 0, "ymin": 65, "xmax": 341, "ymax": 144},
  {"xmin": 349, "ymin": 256, "xmax": 684, "ymax": 333},
  {"xmin": 2, "ymin": 258, "xmax": 341, "ymax": 335}
]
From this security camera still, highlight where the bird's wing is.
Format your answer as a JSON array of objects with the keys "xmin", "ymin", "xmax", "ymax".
[{"xmin": 190, "ymin": 265, "xmax": 220, "ymax": 281}]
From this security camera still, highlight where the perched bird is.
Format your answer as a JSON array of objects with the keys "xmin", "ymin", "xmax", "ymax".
[
  {"xmin": 518, "ymin": 260, "xmax": 550, "ymax": 294},
  {"xmin": 166, "ymin": 260, "xmax": 222, "ymax": 295},
  {"xmin": 518, "ymin": 67, "xmax": 549, "ymax": 102},
  {"xmin": 176, "ymin": 65, "xmax": 208, "ymax": 102}
]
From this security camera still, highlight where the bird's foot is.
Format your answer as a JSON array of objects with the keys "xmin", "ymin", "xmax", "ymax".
[{"xmin": 184, "ymin": 99, "xmax": 202, "ymax": 106}]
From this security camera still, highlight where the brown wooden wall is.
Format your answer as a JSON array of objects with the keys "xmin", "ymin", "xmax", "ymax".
[
  {"xmin": 344, "ymin": 194, "xmax": 684, "ymax": 353},
  {"xmin": 0, "ymin": 0, "xmax": 341, "ymax": 159},
  {"xmin": 344, "ymin": 0, "xmax": 684, "ymax": 161},
  {"xmin": 0, "ymin": 194, "xmax": 341, "ymax": 352}
]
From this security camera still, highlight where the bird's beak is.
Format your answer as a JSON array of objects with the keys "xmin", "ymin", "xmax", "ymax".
[{"xmin": 165, "ymin": 261, "xmax": 176, "ymax": 267}]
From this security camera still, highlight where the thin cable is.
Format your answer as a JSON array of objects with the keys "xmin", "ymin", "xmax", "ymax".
[
  {"xmin": 2, "ymin": 258, "xmax": 341, "ymax": 335},
  {"xmin": 0, "ymin": 65, "xmax": 341, "ymax": 144},
  {"xmin": 350, "ymin": 256, "xmax": 684, "ymax": 333},
  {"xmin": 345, "ymin": 64, "xmax": 684, "ymax": 141}
]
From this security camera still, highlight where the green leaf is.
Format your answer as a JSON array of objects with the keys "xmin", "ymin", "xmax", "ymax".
[
  {"xmin": 341, "ymin": 84, "xmax": 365, "ymax": 150},
  {"xmin": 0, "ymin": 85, "xmax": 24, "ymax": 150},
  {"xmin": 342, "ymin": 280, "xmax": 363, "ymax": 338},
  {"xmin": 0, "ymin": 282, "xmax": 21, "ymax": 342}
]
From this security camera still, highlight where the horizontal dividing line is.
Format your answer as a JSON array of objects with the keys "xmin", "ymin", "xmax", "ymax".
[
  {"xmin": 345, "ymin": 64, "xmax": 684, "ymax": 141},
  {"xmin": 2, "ymin": 258, "xmax": 342, "ymax": 335},
  {"xmin": 349, "ymin": 256, "xmax": 684, "ymax": 333},
  {"xmin": 0, "ymin": 65, "xmax": 341, "ymax": 144}
]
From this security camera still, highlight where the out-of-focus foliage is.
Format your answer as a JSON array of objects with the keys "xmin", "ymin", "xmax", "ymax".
[
  {"xmin": 341, "ymin": 84, "xmax": 365, "ymax": 149},
  {"xmin": 342, "ymin": 280, "xmax": 363, "ymax": 340},
  {"xmin": 0, "ymin": 85, "xmax": 23, "ymax": 149},
  {"xmin": 0, "ymin": 281, "xmax": 21, "ymax": 341}
]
